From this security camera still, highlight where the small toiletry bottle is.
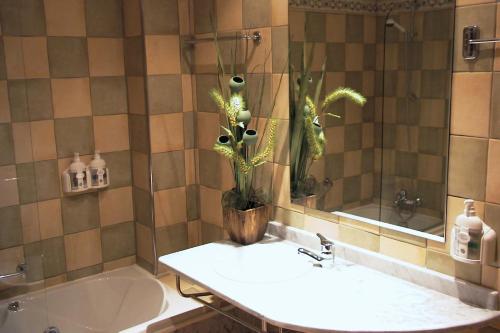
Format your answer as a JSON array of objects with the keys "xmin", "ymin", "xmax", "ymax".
[
  {"xmin": 454, "ymin": 199, "xmax": 483, "ymax": 260},
  {"xmin": 89, "ymin": 151, "xmax": 108, "ymax": 187},
  {"xmin": 69, "ymin": 152, "xmax": 88, "ymax": 191}
]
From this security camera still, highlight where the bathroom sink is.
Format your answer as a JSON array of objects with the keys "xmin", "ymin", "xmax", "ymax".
[{"xmin": 212, "ymin": 241, "xmax": 314, "ymax": 284}]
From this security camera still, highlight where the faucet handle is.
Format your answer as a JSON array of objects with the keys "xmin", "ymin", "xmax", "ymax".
[{"xmin": 316, "ymin": 233, "xmax": 333, "ymax": 245}]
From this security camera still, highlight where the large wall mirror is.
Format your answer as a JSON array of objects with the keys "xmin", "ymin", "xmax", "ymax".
[{"xmin": 289, "ymin": 0, "xmax": 455, "ymax": 240}]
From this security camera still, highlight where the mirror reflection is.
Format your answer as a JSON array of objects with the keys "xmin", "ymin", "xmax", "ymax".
[{"xmin": 289, "ymin": 0, "xmax": 454, "ymax": 238}]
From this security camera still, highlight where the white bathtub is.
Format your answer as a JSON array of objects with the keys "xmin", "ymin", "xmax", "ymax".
[{"xmin": 0, "ymin": 265, "xmax": 200, "ymax": 333}]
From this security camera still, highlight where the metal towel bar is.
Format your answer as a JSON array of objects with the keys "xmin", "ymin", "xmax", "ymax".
[
  {"xmin": 0, "ymin": 263, "xmax": 27, "ymax": 281},
  {"xmin": 184, "ymin": 31, "xmax": 262, "ymax": 45},
  {"xmin": 463, "ymin": 25, "xmax": 500, "ymax": 60}
]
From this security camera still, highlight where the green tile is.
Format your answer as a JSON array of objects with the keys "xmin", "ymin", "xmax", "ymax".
[
  {"xmin": 246, "ymin": 73, "xmax": 272, "ymax": 117},
  {"xmin": 0, "ymin": 40, "xmax": 6, "ymax": 80},
  {"xmin": 86, "ymin": 0, "xmax": 123, "ymax": 37},
  {"xmin": 201, "ymin": 222, "xmax": 223, "ymax": 244},
  {"xmin": 195, "ymin": 74, "xmax": 218, "ymax": 112},
  {"xmin": 67, "ymin": 264, "xmax": 103, "ymax": 281},
  {"xmin": 34, "ymin": 160, "xmax": 60, "ymax": 201},
  {"xmin": 55, "ymin": 117, "xmax": 94, "ymax": 158},
  {"xmin": 490, "ymin": 73, "xmax": 500, "ymax": 139},
  {"xmin": 101, "ymin": 150, "xmax": 132, "ymax": 189},
  {"xmin": 147, "ymin": 75, "xmax": 183, "ymax": 114},
  {"xmin": 142, "ymin": 0, "xmax": 179, "ymax": 35},
  {"xmin": 345, "ymin": 71, "xmax": 362, "ymax": 92},
  {"xmin": 418, "ymin": 127, "xmax": 446, "ymax": 155},
  {"xmin": 344, "ymin": 124, "xmax": 362, "ymax": 151},
  {"xmin": 136, "ymin": 255, "xmax": 154, "ymax": 273},
  {"xmin": 8, "ymin": 80, "xmax": 29, "ymax": 122},
  {"xmin": 183, "ymin": 112, "xmax": 195, "ymax": 149},
  {"xmin": 133, "ymin": 187, "xmax": 153, "ymax": 227},
  {"xmin": 382, "ymin": 124, "xmax": 396, "ymax": 149},
  {"xmin": 326, "ymin": 43, "xmax": 345, "ymax": 72},
  {"xmin": 198, "ymin": 149, "xmax": 220, "ymax": 189},
  {"xmin": 151, "ymin": 150, "xmax": 185, "ymax": 190},
  {"xmin": 90, "ymin": 77, "xmax": 128, "ymax": 115},
  {"xmin": 61, "ymin": 193, "xmax": 100, "ymax": 234},
  {"xmin": 193, "ymin": 0, "xmax": 215, "ymax": 34},
  {"xmin": 26, "ymin": 79, "xmax": 53, "ymax": 121},
  {"xmin": 395, "ymin": 151, "xmax": 417, "ymax": 178},
  {"xmin": 186, "ymin": 184, "xmax": 199, "ymax": 221},
  {"xmin": 47, "ymin": 37, "xmax": 89, "ymax": 78},
  {"xmin": 343, "ymin": 175, "xmax": 361, "ymax": 204},
  {"xmin": 16, "ymin": 163, "xmax": 37, "ymax": 204},
  {"xmin": 0, "ymin": 123, "xmax": 14, "ymax": 166},
  {"xmin": 363, "ymin": 44, "xmax": 376, "ymax": 70},
  {"xmin": 41, "ymin": 237, "xmax": 66, "ymax": 278},
  {"xmin": 243, "ymin": 0, "xmax": 271, "ymax": 29},
  {"xmin": 421, "ymin": 70, "xmax": 449, "ymax": 99},
  {"xmin": 272, "ymin": 26, "xmax": 288, "ymax": 74},
  {"xmin": 305, "ymin": 12, "xmax": 325, "ymax": 42},
  {"xmin": 423, "ymin": 8, "xmax": 452, "ymax": 41},
  {"xmin": 101, "ymin": 221, "xmax": 135, "ymax": 262},
  {"xmin": 346, "ymin": 15, "xmax": 363, "ymax": 42},
  {"xmin": 155, "ymin": 223, "xmax": 188, "ymax": 256},
  {"xmin": 325, "ymin": 153, "xmax": 344, "ymax": 181},
  {"xmin": 0, "ymin": 205, "xmax": 22, "ymax": 249},
  {"xmin": 0, "ymin": 0, "xmax": 46, "ymax": 36},
  {"xmin": 362, "ymin": 149, "xmax": 374, "ymax": 173},
  {"xmin": 124, "ymin": 37, "xmax": 145, "ymax": 76},
  {"xmin": 417, "ymin": 180, "xmax": 444, "ymax": 212},
  {"xmin": 129, "ymin": 115, "xmax": 150, "ymax": 154},
  {"xmin": 23, "ymin": 242, "xmax": 44, "ymax": 282}
]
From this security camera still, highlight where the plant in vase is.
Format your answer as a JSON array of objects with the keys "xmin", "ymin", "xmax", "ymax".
[{"xmin": 290, "ymin": 48, "xmax": 367, "ymax": 206}]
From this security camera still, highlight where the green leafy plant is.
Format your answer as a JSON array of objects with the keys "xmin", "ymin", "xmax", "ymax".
[
  {"xmin": 290, "ymin": 44, "xmax": 367, "ymax": 199},
  {"xmin": 209, "ymin": 33, "xmax": 285, "ymax": 211}
]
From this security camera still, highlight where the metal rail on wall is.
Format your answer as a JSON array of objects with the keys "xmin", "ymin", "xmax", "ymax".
[{"xmin": 183, "ymin": 31, "xmax": 262, "ymax": 45}]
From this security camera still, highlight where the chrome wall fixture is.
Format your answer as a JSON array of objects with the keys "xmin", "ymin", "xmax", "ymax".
[
  {"xmin": 0, "ymin": 263, "xmax": 27, "ymax": 281},
  {"xmin": 184, "ymin": 31, "xmax": 262, "ymax": 45},
  {"xmin": 463, "ymin": 25, "xmax": 500, "ymax": 60}
]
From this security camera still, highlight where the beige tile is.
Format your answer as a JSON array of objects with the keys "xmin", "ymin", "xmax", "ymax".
[
  {"xmin": 103, "ymin": 255, "xmax": 135, "ymax": 271},
  {"xmin": 99, "ymin": 187, "xmax": 134, "ymax": 227},
  {"xmin": 481, "ymin": 264, "xmax": 498, "ymax": 289},
  {"xmin": 456, "ymin": 0, "xmax": 494, "ymax": 6},
  {"xmin": 197, "ymin": 112, "xmax": 219, "ymax": 150},
  {"xmin": 4, "ymin": 37, "xmax": 25, "ymax": 79},
  {"xmin": 93, "ymin": 115, "xmax": 130, "ymax": 153},
  {"xmin": 273, "ymin": 164, "xmax": 291, "ymax": 209},
  {"xmin": 272, "ymin": 74, "xmax": 289, "ymax": 119},
  {"xmin": 326, "ymin": 13, "xmax": 345, "ymax": 42},
  {"xmin": 64, "ymin": 228, "xmax": 102, "ymax": 271},
  {"xmin": 181, "ymin": 75, "xmax": 193, "ymax": 112},
  {"xmin": 187, "ymin": 220, "xmax": 201, "ymax": 247},
  {"xmin": 304, "ymin": 215, "xmax": 339, "ymax": 240},
  {"xmin": 426, "ymin": 249, "xmax": 455, "ymax": 276},
  {"xmin": 20, "ymin": 203, "xmax": 40, "ymax": 244},
  {"xmin": 145, "ymin": 35, "xmax": 181, "ymax": 75},
  {"xmin": 136, "ymin": 223, "xmax": 154, "ymax": 264},
  {"xmin": 422, "ymin": 41, "xmax": 449, "ymax": 70},
  {"xmin": 150, "ymin": 113, "xmax": 184, "ymax": 153},
  {"xmin": 0, "ymin": 246, "xmax": 24, "ymax": 275},
  {"xmin": 455, "ymin": 261, "xmax": 481, "ymax": 284},
  {"xmin": 418, "ymin": 154, "xmax": 443, "ymax": 183},
  {"xmin": 288, "ymin": 10, "xmax": 305, "ymax": 41},
  {"xmin": 380, "ymin": 236, "xmax": 426, "ymax": 266},
  {"xmin": 305, "ymin": 42, "xmax": 325, "ymax": 72},
  {"xmin": 217, "ymin": 0, "xmax": 242, "ymax": 31},
  {"xmin": 0, "ymin": 165, "xmax": 19, "ymax": 208},
  {"xmin": 127, "ymin": 76, "xmax": 146, "ymax": 115},
  {"xmin": 38, "ymin": 198, "xmax": 63, "ymax": 239},
  {"xmin": 0, "ymin": 81, "xmax": 11, "ymax": 123},
  {"xmin": 123, "ymin": 0, "xmax": 142, "ymax": 37},
  {"xmin": 339, "ymin": 224, "xmax": 379, "ymax": 252},
  {"xmin": 88, "ymin": 38, "xmax": 125, "ymax": 77},
  {"xmin": 22, "ymin": 37, "xmax": 49, "ymax": 78},
  {"xmin": 451, "ymin": 72, "xmax": 491, "ymax": 138},
  {"xmin": 31, "ymin": 120, "xmax": 57, "ymax": 161},
  {"xmin": 362, "ymin": 123, "xmax": 373, "ymax": 148},
  {"xmin": 199, "ymin": 186, "xmax": 222, "ymax": 226},
  {"xmin": 12, "ymin": 122, "xmax": 33, "ymax": 163},
  {"xmin": 193, "ymin": 40, "xmax": 216, "ymax": 73},
  {"xmin": 343, "ymin": 150, "xmax": 361, "ymax": 177},
  {"xmin": 44, "ymin": 273, "xmax": 67, "ymax": 288},
  {"xmin": 44, "ymin": 0, "xmax": 86, "ymax": 36},
  {"xmin": 345, "ymin": 44, "xmax": 363, "ymax": 71},
  {"xmin": 246, "ymin": 27, "xmax": 272, "ymax": 73},
  {"xmin": 154, "ymin": 187, "xmax": 187, "ymax": 227},
  {"xmin": 271, "ymin": 0, "xmax": 288, "ymax": 26},
  {"xmin": 364, "ymin": 15, "xmax": 376, "ymax": 44},
  {"xmin": 486, "ymin": 139, "xmax": 500, "ymax": 204},
  {"xmin": 340, "ymin": 215, "xmax": 379, "ymax": 234},
  {"xmin": 132, "ymin": 151, "xmax": 150, "ymax": 191},
  {"xmin": 51, "ymin": 78, "xmax": 92, "ymax": 118},
  {"xmin": 185, "ymin": 149, "xmax": 197, "ymax": 185},
  {"xmin": 420, "ymin": 99, "xmax": 446, "ymax": 127},
  {"xmin": 274, "ymin": 206, "xmax": 305, "ymax": 228},
  {"xmin": 178, "ymin": 0, "xmax": 192, "ymax": 35}
]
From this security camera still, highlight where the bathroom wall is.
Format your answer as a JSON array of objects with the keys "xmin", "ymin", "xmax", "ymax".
[{"xmin": 0, "ymin": 0, "xmax": 136, "ymax": 289}]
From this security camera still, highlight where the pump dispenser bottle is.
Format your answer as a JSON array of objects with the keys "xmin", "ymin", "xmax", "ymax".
[
  {"xmin": 89, "ymin": 151, "xmax": 109, "ymax": 188},
  {"xmin": 64, "ymin": 152, "xmax": 89, "ymax": 192},
  {"xmin": 453, "ymin": 199, "xmax": 483, "ymax": 261}
]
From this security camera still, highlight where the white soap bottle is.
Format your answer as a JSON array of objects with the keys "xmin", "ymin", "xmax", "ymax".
[
  {"xmin": 453, "ymin": 199, "xmax": 483, "ymax": 260},
  {"xmin": 69, "ymin": 152, "xmax": 88, "ymax": 191},
  {"xmin": 89, "ymin": 151, "xmax": 108, "ymax": 187}
]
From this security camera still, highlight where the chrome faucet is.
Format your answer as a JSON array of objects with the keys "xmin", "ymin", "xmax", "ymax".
[
  {"xmin": 0, "ymin": 263, "xmax": 27, "ymax": 281},
  {"xmin": 393, "ymin": 189, "xmax": 422, "ymax": 222},
  {"xmin": 298, "ymin": 233, "xmax": 335, "ymax": 264}
]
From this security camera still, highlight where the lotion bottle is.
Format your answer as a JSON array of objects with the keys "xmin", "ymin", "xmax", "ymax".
[
  {"xmin": 453, "ymin": 199, "xmax": 483, "ymax": 260},
  {"xmin": 69, "ymin": 152, "xmax": 88, "ymax": 191},
  {"xmin": 89, "ymin": 151, "xmax": 108, "ymax": 187}
]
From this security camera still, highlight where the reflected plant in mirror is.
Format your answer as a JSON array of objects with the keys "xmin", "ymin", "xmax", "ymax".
[{"xmin": 289, "ymin": 0, "xmax": 454, "ymax": 240}]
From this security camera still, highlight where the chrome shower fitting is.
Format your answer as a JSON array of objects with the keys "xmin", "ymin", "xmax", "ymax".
[
  {"xmin": 385, "ymin": 18, "xmax": 407, "ymax": 33},
  {"xmin": 393, "ymin": 189, "xmax": 422, "ymax": 222}
]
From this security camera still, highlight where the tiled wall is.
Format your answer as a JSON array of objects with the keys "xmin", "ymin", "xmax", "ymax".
[
  {"xmin": 289, "ymin": 9, "xmax": 377, "ymax": 212},
  {"xmin": 0, "ymin": 0, "xmax": 136, "ymax": 292}
]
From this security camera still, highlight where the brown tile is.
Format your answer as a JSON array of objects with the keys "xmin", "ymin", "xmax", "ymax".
[
  {"xmin": 20, "ymin": 203, "xmax": 40, "ymax": 244},
  {"xmin": 490, "ymin": 73, "xmax": 500, "ymax": 139},
  {"xmin": 185, "ymin": 149, "xmax": 197, "ymax": 185},
  {"xmin": 454, "ymin": 4, "xmax": 496, "ymax": 72},
  {"xmin": 343, "ymin": 150, "xmax": 362, "ymax": 177},
  {"xmin": 243, "ymin": 0, "xmax": 271, "ymax": 29},
  {"xmin": 12, "ymin": 122, "xmax": 33, "ymax": 163},
  {"xmin": 0, "ymin": 0, "xmax": 46, "ymax": 36},
  {"xmin": 88, "ymin": 38, "xmax": 124, "ymax": 77},
  {"xmin": 154, "ymin": 187, "xmax": 187, "ymax": 227},
  {"xmin": 129, "ymin": 114, "xmax": 149, "ymax": 153},
  {"xmin": 103, "ymin": 255, "xmax": 135, "ymax": 271},
  {"xmin": 44, "ymin": 0, "xmax": 86, "ymax": 36},
  {"xmin": 147, "ymin": 75, "xmax": 183, "ymax": 114},
  {"xmin": 0, "ymin": 165, "xmax": 19, "ymax": 208},
  {"xmin": 47, "ymin": 37, "xmax": 89, "ymax": 78},
  {"xmin": 151, "ymin": 150, "xmax": 185, "ymax": 190},
  {"xmin": 132, "ymin": 151, "xmax": 150, "ymax": 191},
  {"xmin": 100, "ymin": 150, "xmax": 132, "ymax": 189},
  {"xmin": 101, "ymin": 221, "xmax": 135, "ymax": 262},
  {"xmin": 198, "ymin": 149, "xmax": 220, "ymax": 189},
  {"xmin": 3, "ymin": 37, "xmax": 24, "ymax": 79},
  {"xmin": 288, "ymin": 10, "xmax": 304, "ymax": 42},
  {"xmin": 0, "ymin": 81, "xmax": 10, "ymax": 123},
  {"xmin": 0, "ymin": 205, "xmax": 22, "ymax": 249},
  {"xmin": 99, "ymin": 187, "xmax": 134, "ymax": 226},
  {"xmin": 54, "ymin": 116, "xmax": 94, "ymax": 158},
  {"xmin": 155, "ymin": 223, "xmax": 188, "ymax": 256},
  {"xmin": 135, "ymin": 223, "xmax": 154, "ymax": 264},
  {"xmin": 124, "ymin": 37, "xmax": 146, "ymax": 76},
  {"xmin": 197, "ymin": 112, "xmax": 219, "ymax": 150},
  {"xmin": 201, "ymin": 221, "xmax": 224, "ymax": 243},
  {"xmin": 181, "ymin": 75, "xmax": 193, "ymax": 112},
  {"xmin": 22, "ymin": 37, "xmax": 49, "ymax": 78},
  {"xmin": 418, "ymin": 154, "xmax": 443, "ymax": 183},
  {"xmin": 486, "ymin": 139, "xmax": 500, "ymax": 204},
  {"xmin": 34, "ymin": 160, "xmax": 60, "ymax": 201},
  {"xmin": 67, "ymin": 263, "xmax": 101, "ymax": 280},
  {"xmin": 0, "ymin": 123, "xmax": 15, "ymax": 165},
  {"xmin": 216, "ymin": 0, "xmax": 242, "ymax": 32},
  {"xmin": 448, "ymin": 135, "xmax": 488, "ymax": 200},
  {"xmin": 15, "ymin": 163, "xmax": 37, "ymax": 204},
  {"xmin": 422, "ymin": 41, "xmax": 450, "ymax": 70},
  {"xmin": 451, "ymin": 72, "xmax": 491, "ymax": 138},
  {"xmin": 178, "ymin": 0, "xmax": 192, "ymax": 35},
  {"xmin": 142, "ymin": 0, "xmax": 179, "ymax": 34},
  {"xmin": 90, "ymin": 77, "xmax": 128, "ymax": 115},
  {"xmin": 150, "ymin": 113, "xmax": 184, "ymax": 153},
  {"xmin": 51, "ymin": 78, "xmax": 91, "ymax": 118},
  {"xmin": 272, "ymin": 26, "xmax": 288, "ymax": 74},
  {"xmin": 85, "ymin": 0, "xmax": 123, "ymax": 37},
  {"xmin": 187, "ymin": 220, "xmax": 201, "ymax": 247},
  {"xmin": 93, "ymin": 115, "xmax": 130, "ymax": 153},
  {"xmin": 126, "ymin": 77, "xmax": 146, "ymax": 115},
  {"xmin": 271, "ymin": 0, "xmax": 287, "ymax": 26},
  {"xmin": 25, "ymin": 79, "xmax": 53, "ymax": 121},
  {"xmin": 0, "ymin": 246, "xmax": 24, "ymax": 276},
  {"xmin": 199, "ymin": 186, "xmax": 222, "ymax": 226},
  {"xmin": 31, "ymin": 120, "xmax": 57, "ymax": 161},
  {"xmin": 420, "ymin": 99, "xmax": 446, "ymax": 128},
  {"xmin": 145, "ymin": 36, "xmax": 181, "ymax": 75},
  {"xmin": 193, "ymin": 0, "xmax": 214, "ymax": 34},
  {"xmin": 64, "ymin": 228, "xmax": 102, "ymax": 271},
  {"xmin": 38, "ymin": 198, "xmax": 63, "ymax": 239},
  {"xmin": 325, "ymin": 13, "xmax": 345, "ymax": 43},
  {"xmin": 273, "ymin": 164, "xmax": 291, "ymax": 209},
  {"xmin": 246, "ymin": 27, "xmax": 272, "ymax": 73},
  {"xmin": 123, "ymin": 0, "xmax": 142, "ymax": 37},
  {"xmin": 61, "ymin": 193, "xmax": 100, "ymax": 234}
]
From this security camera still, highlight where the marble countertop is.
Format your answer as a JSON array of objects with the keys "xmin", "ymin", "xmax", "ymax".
[{"xmin": 159, "ymin": 230, "xmax": 499, "ymax": 332}]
